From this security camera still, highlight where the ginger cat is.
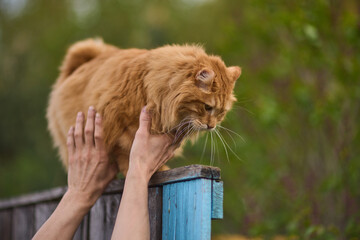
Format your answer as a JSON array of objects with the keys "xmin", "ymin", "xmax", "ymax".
[{"xmin": 47, "ymin": 39, "xmax": 241, "ymax": 175}]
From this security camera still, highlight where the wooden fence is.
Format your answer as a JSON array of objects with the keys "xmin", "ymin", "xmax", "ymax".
[{"xmin": 0, "ymin": 165, "xmax": 223, "ymax": 240}]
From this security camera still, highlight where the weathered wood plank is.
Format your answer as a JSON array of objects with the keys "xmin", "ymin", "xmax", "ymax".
[
  {"xmin": 81, "ymin": 214, "xmax": 89, "ymax": 240},
  {"xmin": 168, "ymin": 183, "xmax": 177, "ymax": 239},
  {"xmin": 195, "ymin": 179, "xmax": 212, "ymax": 240},
  {"xmin": 0, "ymin": 187, "xmax": 66, "ymax": 210},
  {"xmin": 162, "ymin": 184, "xmax": 170, "ymax": 240},
  {"xmin": 73, "ymin": 214, "xmax": 89, "ymax": 240},
  {"xmin": 105, "ymin": 165, "xmax": 220, "ymax": 194},
  {"xmin": 88, "ymin": 187, "xmax": 162, "ymax": 240},
  {"xmin": 12, "ymin": 206, "xmax": 35, "ymax": 240},
  {"xmin": 0, "ymin": 165, "xmax": 220, "ymax": 210},
  {"xmin": 34, "ymin": 201, "xmax": 58, "ymax": 230},
  {"xmin": 162, "ymin": 179, "xmax": 212, "ymax": 240},
  {"xmin": 0, "ymin": 165, "xmax": 223, "ymax": 240},
  {"xmin": 150, "ymin": 164, "xmax": 220, "ymax": 186},
  {"xmin": 34, "ymin": 201, "xmax": 88, "ymax": 240},
  {"xmin": 89, "ymin": 196, "xmax": 105, "ymax": 240},
  {"xmin": 0, "ymin": 209, "xmax": 12, "ymax": 240},
  {"xmin": 89, "ymin": 193, "xmax": 121, "ymax": 240},
  {"xmin": 148, "ymin": 187, "xmax": 162, "ymax": 240},
  {"xmin": 211, "ymin": 181, "xmax": 223, "ymax": 220},
  {"xmin": 185, "ymin": 181, "xmax": 194, "ymax": 239},
  {"xmin": 175, "ymin": 181, "xmax": 185, "ymax": 238}
]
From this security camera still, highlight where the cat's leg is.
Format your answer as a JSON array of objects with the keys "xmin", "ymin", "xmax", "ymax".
[{"xmin": 115, "ymin": 153, "xmax": 130, "ymax": 176}]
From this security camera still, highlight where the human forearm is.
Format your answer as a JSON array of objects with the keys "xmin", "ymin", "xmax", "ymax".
[
  {"xmin": 111, "ymin": 169, "xmax": 150, "ymax": 240},
  {"xmin": 32, "ymin": 191, "xmax": 91, "ymax": 240},
  {"xmin": 33, "ymin": 108, "xmax": 118, "ymax": 239},
  {"xmin": 111, "ymin": 107, "xmax": 177, "ymax": 240}
]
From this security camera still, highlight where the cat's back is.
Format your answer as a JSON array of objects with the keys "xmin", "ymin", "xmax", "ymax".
[{"xmin": 56, "ymin": 39, "xmax": 147, "ymax": 84}]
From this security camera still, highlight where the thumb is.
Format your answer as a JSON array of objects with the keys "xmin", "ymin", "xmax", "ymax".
[{"xmin": 139, "ymin": 106, "xmax": 152, "ymax": 133}]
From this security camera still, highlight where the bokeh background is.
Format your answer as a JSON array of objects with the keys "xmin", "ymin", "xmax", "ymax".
[{"xmin": 1, "ymin": 0, "xmax": 359, "ymax": 239}]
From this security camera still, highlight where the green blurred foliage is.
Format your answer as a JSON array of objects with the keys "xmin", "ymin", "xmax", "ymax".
[{"xmin": 0, "ymin": 0, "xmax": 359, "ymax": 238}]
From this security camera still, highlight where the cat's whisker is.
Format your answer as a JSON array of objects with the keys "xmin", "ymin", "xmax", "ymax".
[
  {"xmin": 214, "ymin": 128, "xmax": 230, "ymax": 164},
  {"xmin": 174, "ymin": 122, "xmax": 191, "ymax": 137},
  {"xmin": 210, "ymin": 131, "xmax": 214, "ymax": 166},
  {"xmin": 170, "ymin": 121, "xmax": 192, "ymax": 136},
  {"xmin": 175, "ymin": 122, "xmax": 192, "ymax": 136},
  {"xmin": 200, "ymin": 133, "xmax": 209, "ymax": 163},
  {"xmin": 217, "ymin": 125, "xmax": 245, "ymax": 143},
  {"xmin": 178, "ymin": 126, "xmax": 195, "ymax": 144},
  {"xmin": 173, "ymin": 121, "xmax": 192, "ymax": 142},
  {"xmin": 215, "ymin": 129, "xmax": 243, "ymax": 162},
  {"xmin": 185, "ymin": 126, "xmax": 196, "ymax": 139},
  {"xmin": 218, "ymin": 125, "xmax": 237, "ymax": 147},
  {"xmin": 173, "ymin": 123, "xmax": 195, "ymax": 144},
  {"xmin": 168, "ymin": 117, "xmax": 193, "ymax": 132},
  {"xmin": 212, "ymin": 131, "xmax": 216, "ymax": 166},
  {"xmin": 215, "ymin": 133, "xmax": 220, "ymax": 164},
  {"xmin": 233, "ymin": 98, "xmax": 254, "ymax": 104},
  {"xmin": 232, "ymin": 105, "xmax": 254, "ymax": 115}
]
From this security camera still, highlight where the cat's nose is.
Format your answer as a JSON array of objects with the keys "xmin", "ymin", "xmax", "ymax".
[{"xmin": 207, "ymin": 124, "xmax": 215, "ymax": 130}]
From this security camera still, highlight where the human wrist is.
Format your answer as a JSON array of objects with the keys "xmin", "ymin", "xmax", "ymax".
[
  {"xmin": 126, "ymin": 164, "xmax": 151, "ymax": 185},
  {"xmin": 63, "ymin": 189, "xmax": 96, "ymax": 212}
]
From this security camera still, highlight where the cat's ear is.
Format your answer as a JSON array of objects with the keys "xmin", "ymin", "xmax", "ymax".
[
  {"xmin": 227, "ymin": 66, "xmax": 242, "ymax": 82},
  {"xmin": 195, "ymin": 69, "xmax": 215, "ymax": 92}
]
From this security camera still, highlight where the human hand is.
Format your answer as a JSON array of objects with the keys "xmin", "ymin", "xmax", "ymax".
[
  {"xmin": 128, "ymin": 106, "xmax": 178, "ymax": 182},
  {"xmin": 66, "ymin": 106, "xmax": 118, "ymax": 208}
]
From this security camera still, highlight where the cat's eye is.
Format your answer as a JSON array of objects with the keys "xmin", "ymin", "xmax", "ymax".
[{"xmin": 204, "ymin": 104, "xmax": 213, "ymax": 112}]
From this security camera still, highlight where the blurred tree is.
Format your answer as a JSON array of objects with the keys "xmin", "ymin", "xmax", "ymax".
[{"xmin": 0, "ymin": 0, "xmax": 359, "ymax": 238}]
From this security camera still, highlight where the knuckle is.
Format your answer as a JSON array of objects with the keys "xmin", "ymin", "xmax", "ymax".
[
  {"xmin": 85, "ymin": 128, "xmax": 93, "ymax": 136},
  {"xmin": 94, "ymin": 134, "xmax": 102, "ymax": 141},
  {"xmin": 136, "ymin": 129, "xmax": 147, "ymax": 138},
  {"xmin": 74, "ymin": 132, "xmax": 82, "ymax": 138}
]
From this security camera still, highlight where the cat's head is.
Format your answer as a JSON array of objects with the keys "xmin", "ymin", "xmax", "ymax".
[{"xmin": 146, "ymin": 45, "xmax": 241, "ymax": 142}]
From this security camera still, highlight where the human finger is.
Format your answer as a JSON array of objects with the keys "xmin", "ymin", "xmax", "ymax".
[
  {"xmin": 94, "ymin": 113, "xmax": 105, "ymax": 149},
  {"xmin": 74, "ymin": 112, "xmax": 84, "ymax": 147},
  {"xmin": 84, "ymin": 106, "xmax": 95, "ymax": 147},
  {"xmin": 138, "ymin": 106, "xmax": 152, "ymax": 134},
  {"xmin": 67, "ymin": 126, "xmax": 75, "ymax": 160}
]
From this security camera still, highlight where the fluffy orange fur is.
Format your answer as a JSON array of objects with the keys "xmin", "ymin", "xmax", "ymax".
[{"xmin": 47, "ymin": 39, "xmax": 241, "ymax": 175}]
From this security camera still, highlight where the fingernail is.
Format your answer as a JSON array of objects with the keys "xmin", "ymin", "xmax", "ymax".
[
  {"xmin": 96, "ymin": 113, "xmax": 100, "ymax": 118},
  {"xmin": 77, "ymin": 112, "xmax": 82, "ymax": 117},
  {"xmin": 89, "ymin": 106, "xmax": 94, "ymax": 111},
  {"xmin": 142, "ymin": 106, "xmax": 146, "ymax": 113}
]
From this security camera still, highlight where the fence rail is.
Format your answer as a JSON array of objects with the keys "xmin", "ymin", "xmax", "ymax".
[{"xmin": 0, "ymin": 164, "xmax": 223, "ymax": 240}]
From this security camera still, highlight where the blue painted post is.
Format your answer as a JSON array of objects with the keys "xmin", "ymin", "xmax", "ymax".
[{"xmin": 162, "ymin": 178, "xmax": 223, "ymax": 240}]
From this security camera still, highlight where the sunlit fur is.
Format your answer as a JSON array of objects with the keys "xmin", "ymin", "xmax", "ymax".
[{"xmin": 47, "ymin": 39, "xmax": 241, "ymax": 175}]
